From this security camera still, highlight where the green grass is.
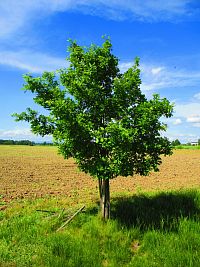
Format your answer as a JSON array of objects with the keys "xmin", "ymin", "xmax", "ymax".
[
  {"xmin": 0, "ymin": 189, "xmax": 200, "ymax": 266},
  {"xmin": 175, "ymin": 145, "xmax": 200, "ymax": 150}
]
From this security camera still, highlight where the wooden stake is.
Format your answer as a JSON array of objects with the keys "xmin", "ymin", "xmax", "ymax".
[{"xmin": 56, "ymin": 205, "xmax": 85, "ymax": 232}]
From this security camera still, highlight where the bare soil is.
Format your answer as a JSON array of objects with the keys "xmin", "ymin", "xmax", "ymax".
[{"xmin": 0, "ymin": 146, "xmax": 200, "ymax": 203}]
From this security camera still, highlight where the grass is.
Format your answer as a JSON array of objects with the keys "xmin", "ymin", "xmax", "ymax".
[
  {"xmin": 175, "ymin": 145, "xmax": 200, "ymax": 150},
  {"xmin": 0, "ymin": 189, "xmax": 200, "ymax": 267}
]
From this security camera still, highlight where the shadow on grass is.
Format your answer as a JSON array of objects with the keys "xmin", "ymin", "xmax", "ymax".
[{"xmin": 111, "ymin": 190, "xmax": 200, "ymax": 231}]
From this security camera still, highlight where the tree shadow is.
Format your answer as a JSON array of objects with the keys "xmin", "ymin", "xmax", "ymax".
[
  {"xmin": 84, "ymin": 206, "xmax": 99, "ymax": 216},
  {"xmin": 111, "ymin": 190, "xmax": 200, "ymax": 232}
]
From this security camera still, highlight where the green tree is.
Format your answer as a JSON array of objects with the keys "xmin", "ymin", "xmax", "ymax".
[
  {"xmin": 13, "ymin": 38, "xmax": 173, "ymax": 219},
  {"xmin": 171, "ymin": 139, "xmax": 181, "ymax": 146}
]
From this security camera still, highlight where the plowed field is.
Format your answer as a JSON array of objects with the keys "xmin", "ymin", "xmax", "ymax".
[{"xmin": 0, "ymin": 145, "xmax": 200, "ymax": 202}]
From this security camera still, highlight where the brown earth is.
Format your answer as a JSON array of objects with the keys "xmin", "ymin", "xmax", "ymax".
[{"xmin": 0, "ymin": 146, "xmax": 200, "ymax": 203}]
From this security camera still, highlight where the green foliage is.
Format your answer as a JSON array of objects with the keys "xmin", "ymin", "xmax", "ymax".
[
  {"xmin": 171, "ymin": 139, "xmax": 181, "ymax": 146},
  {"xmin": 13, "ymin": 38, "xmax": 173, "ymax": 180},
  {"xmin": 0, "ymin": 139, "xmax": 35, "ymax": 146}
]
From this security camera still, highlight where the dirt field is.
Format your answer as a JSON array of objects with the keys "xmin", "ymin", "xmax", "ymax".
[{"xmin": 0, "ymin": 145, "xmax": 200, "ymax": 203}]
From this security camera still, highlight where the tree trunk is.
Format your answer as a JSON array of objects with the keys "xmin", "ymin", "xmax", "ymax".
[{"xmin": 98, "ymin": 178, "xmax": 110, "ymax": 220}]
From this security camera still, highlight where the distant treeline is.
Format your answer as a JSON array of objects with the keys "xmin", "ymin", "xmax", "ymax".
[
  {"xmin": 0, "ymin": 139, "xmax": 54, "ymax": 146},
  {"xmin": 171, "ymin": 139, "xmax": 200, "ymax": 146}
]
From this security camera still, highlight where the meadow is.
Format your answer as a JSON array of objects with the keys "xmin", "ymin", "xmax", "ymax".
[{"xmin": 0, "ymin": 145, "xmax": 200, "ymax": 266}]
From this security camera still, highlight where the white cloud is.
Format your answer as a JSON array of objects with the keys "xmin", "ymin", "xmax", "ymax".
[
  {"xmin": 119, "ymin": 62, "xmax": 134, "ymax": 73},
  {"xmin": 165, "ymin": 130, "xmax": 200, "ymax": 143},
  {"xmin": 118, "ymin": 61, "xmax": 200, "ymax": 95},
  {"xmin": 194, "ymin": 92, "xmax": 200, "ymax": 100},
  {"xmin": 187, "ymin": 115, "xmax": 200, "ymax": 123},
  {"xmin": 0, "ymin": 50, "xmax": 68, "ymax": 73},
  {"xmin": 151, "ymin": 67, "xmax": 164, "ymax": 75},
  {"xmin": 0, "ymin": 1, "xmax": 196, "ymax": 38},
  {"xmin": 79, "ymin": 1, "xmax": 196, "ymax": 21},
  {"xmin": 0, "ymin": 128, "xmax": 52, "ymax": 141},
  {"xmin": 173, "ymin": 118, "xmax": 182, "ymax": 125},
  {"xmin": 140, "ymin": 63, "xmax": 200, "ymax": 91},
  {"xmin": 0, "ymin": 128, "xmax": 32, "ymax": 138},
  {"xmin": 175, "ymin": 105, "xmax": 200, "ymax": 128},
  {"xmin": 192, "ymin": 123, "xmax": 200, "ymax": 128},
  {"xmin": 0, "ymin": 1, "xmax": 42, "ymax": 39},
  {"xmin": 0, "ymin": 0, "xmax": 81, "ymax": 39},
  {"xmin": 175, "ymin": 103, "xmax": 200, "ymax": 118}
]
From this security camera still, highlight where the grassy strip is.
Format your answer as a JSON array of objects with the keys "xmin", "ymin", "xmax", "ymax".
[
  {"xmin": 0, "ymin": 189, "xmax": 200, "ymax": 266},
  {"xmin": 175, "ymin": 145, "xmax": 200, "ymax": 150}
]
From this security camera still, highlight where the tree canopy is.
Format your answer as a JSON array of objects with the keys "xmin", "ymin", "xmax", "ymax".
[
  {"xmin": 13, "ymin": 38, "xmax": 173, "ymax": 218},
  {"xmin": 171, "ymin": 139, "xmax": 181, "ymax": 146}
]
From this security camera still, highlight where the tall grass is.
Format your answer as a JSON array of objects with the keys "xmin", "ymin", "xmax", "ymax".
[{"xmin": 0, "ymin": 189, "xmax": 200, "ymax": 266}]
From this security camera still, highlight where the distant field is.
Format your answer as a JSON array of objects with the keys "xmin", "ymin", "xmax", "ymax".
[
  {"xmin": 175, "ymin": 145, "xmax": 200, "ymax": 149},
  {"xmin": 0, "ymin": 145, "xmax": 200, "ymax": 203}
]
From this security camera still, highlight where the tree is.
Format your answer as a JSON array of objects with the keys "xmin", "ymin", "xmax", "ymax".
[
  {"xmin": 13, "ymin": 38, "xmax": 173, "ymax": 219},
  {"xmin": 171, "ymin": 139, "xmax": 181, "ymax": 146}
]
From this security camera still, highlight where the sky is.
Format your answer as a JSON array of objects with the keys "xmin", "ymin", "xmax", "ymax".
[{"xmin": 0, "ymin": 0, "xmax": 200, "ymax": 143}]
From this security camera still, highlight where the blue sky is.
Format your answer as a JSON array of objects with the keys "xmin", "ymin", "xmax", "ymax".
[{"xmin": 0, "ymin": 0, "xmax": 200, "ymax": 143}]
